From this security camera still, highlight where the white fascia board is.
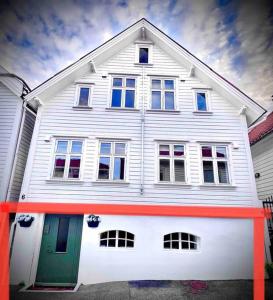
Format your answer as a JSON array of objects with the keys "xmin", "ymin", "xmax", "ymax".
[{"xmin": 25, "ymin": 22, "xmax": 143, "ymax": 102}]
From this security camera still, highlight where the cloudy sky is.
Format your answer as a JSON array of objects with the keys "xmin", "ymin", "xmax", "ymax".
[{"xmin": 0, "ymin": 0, "xmax": 272, "ymax": 108}]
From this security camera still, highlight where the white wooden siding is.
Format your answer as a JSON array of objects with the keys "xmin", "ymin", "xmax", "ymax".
[
  {"xmin": 0, "ymin": 82, "xmax": 22, "ymax": 200},
  {"xmin": 23, "ymin": 42, "xmax": 257, "ymax": 206},
  {"xmin": 8, "ymin": 110, "xmax": 36, "ymax": 201},
  {"xmin": 251, "ymin": 133, "xmax": 273, "ymax": 200}
]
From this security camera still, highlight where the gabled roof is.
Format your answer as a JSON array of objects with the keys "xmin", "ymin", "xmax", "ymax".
[
  {"xmin": 249, "ymin": 111, "xmax": 273, "ymax": 145},
  {"xmin": 25, "ymin": 18, "xmax": 266, "ymax": 125}
]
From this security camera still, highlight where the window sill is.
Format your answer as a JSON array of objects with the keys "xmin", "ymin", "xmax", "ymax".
[
  {"xmin": 105, "ymin": 108, "xmax": 140, "ymax": 112},
  {"xmin": 154, "ymin": 182, "xmax": 192, "ymax": 187},
  {"xmin": 92, "ymin": 180, "xmax": 130, "ymax": 185},
  {"xmin": 199, "ymin": 184, "xmax": 236, "ymax": 188},
  {"xmin": 72, "ymin": 106, "xmax": 93, "ymax": 110},
  {"xmin": 193, "ymin": 111, "xmax": 213, "ymax": 115},
  {"xmin": 134, "ymin": 63, "xmax": 153, "ymax": 67},
  {"xmin": 46, "ymin": 179, "xmax": 84, "ymax": 184},
  {"xmin": 146, "ymin": 109, "xmax": 180, "ymax": 114}
]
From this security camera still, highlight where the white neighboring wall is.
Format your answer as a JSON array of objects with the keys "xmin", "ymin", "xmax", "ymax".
[{"xmin": 251, "ymin": 133, "xmax": 273, "ymax": 200}]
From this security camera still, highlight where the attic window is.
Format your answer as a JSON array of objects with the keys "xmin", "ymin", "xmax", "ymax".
[
  {"xmin": 75, "ymin": 85, "xmax": 92, "ymax": 107},
  {"xmin": 139, "ymin": 48, "xmax": 149, "ymax": 63}
]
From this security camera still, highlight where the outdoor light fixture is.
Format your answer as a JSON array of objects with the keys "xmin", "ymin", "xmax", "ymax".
[
  {"xmin": 17, "ymin": 215, "xmax": 34, "ymax": 227},
  {"xmin": 87, "ymin": 215, "xmax": 101, "ymax": 228}
]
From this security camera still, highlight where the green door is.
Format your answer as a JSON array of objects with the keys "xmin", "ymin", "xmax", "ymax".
[{"xmin": 36, "ymin": 214, "xmax": 83, "ymax": 285}]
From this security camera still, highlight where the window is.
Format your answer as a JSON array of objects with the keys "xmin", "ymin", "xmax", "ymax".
[
  {"xmin": 111, "ymin": 77, "xmax": 136, "ymax": 108},
  {"xmin": 75, "ymin": 85, "xmax": 92, "ymax": 107},
  {"xmin": 139, "ymin": 47, "xmax": 149, "ymax": 63},
  {"xmin": 56, "ymin": 217, "xmax": 70, "ymax": 252},
  {"xmin": 151, "ymin": 79, "xmax": 175, "ymax": 110},
  {"xmin": 97, "ymin": 141, "xmax": 127, "ymax": 181},
  {"xmin": 52, "ymin": 139, "xmax": 83, "ymax": 179},
  {"xmin": 201, "ymin": 145, "xmax": 230, "ymax": 184},
  {"xmin": 100, "ymin": 230, "xmax": 134, "ymax": 248},
  {"xmin": 158, "ymin": 143, "xmax": 186, "ymax": 183},
  {"xmin": 194, "ymin": 90, "xmax": 209, "ymax": 112},
  {"xmin": 164, "ymin": 232, "xmax": 199, "ymax": 250}
]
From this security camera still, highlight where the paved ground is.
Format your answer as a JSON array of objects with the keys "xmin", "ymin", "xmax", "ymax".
[{"xmin": 10, "ymin": 280, "xmax": 273, "ymax": 300}]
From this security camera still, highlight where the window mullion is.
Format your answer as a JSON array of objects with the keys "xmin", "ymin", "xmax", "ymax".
[{"xmin": 213, "ymin": 159, "xmax": 219, "ymax": 184}]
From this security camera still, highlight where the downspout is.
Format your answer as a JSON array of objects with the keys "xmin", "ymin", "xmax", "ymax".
[{"xmin": 140, "ymin": 65, "xmax": 145, "ymax": 195}]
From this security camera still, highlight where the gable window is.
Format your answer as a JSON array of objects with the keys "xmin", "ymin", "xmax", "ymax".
[
  {"xmin": 97, "ymin": 141, "xmax": 127, "ymax": 181},
  {"xmin": 139, "ymin": 47, "xmax": 149, "ymax": 63},
  {"xmin": 201, "ymin": 145, "xmax": 230, "ymax": 184},
  {"xmin": 158, "ymin": 143, "xmax": 186, "ymax": 183},
  {"xmin": 75, "ymin": 85, "xmax": 92, "ymax": 107},
  {"xmin": 151, "ymin": 79, "xmax": 175, "ymax": 110},
  {"xmin": 100, "ymin": 230, "xmax": 134, "ymax": 248},
  {"xmin": 111, "ymin": 77, "xmax": 136, "ymax": 108},
  {"xmin": 164, "ymin": 232, "xmax": 199, "ymax": 250},
  {"xmin": 194, "ymin": 90, "xmax": 210, "ymax": 112},
  {"xmin": 52, "ymin": 139, "xmax": 83, "ymax": 179}
]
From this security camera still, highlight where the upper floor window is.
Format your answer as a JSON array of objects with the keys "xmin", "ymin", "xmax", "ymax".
[
  {"xmin": 52, "ymin": 139, "xmax": 83, "ymax": 179},
  {"xmin": 111, "ymin": 77, "xmax": 136, "ymax": 108},
  {"xmin": 100, "ymin": 230, "xmax": 134, "ymax": 248},
  {"xmin": 201, "ymin": 145, "xmax": 230, "ymax": 184},
  {"xmin": 164, "ymin": 232, "xmax": 199, "ymax": 250},
  {"xmin": 151, "ymin": 79, "xmax": 175, "ymax": 110},
  {"xmin": 139, "ymin": 47, "xmax": 149, "ymax": 63},
  {"xmin": 135, "ymin": 44, "xmax": 153, "ymax": 64},
  {"xmin": 194, "ymin": 90, "xmax": 210, "ymax": 112},
  {"xmin": 75, "ymin": 85, "xmax": 92, "ymax": 107},
  {"xmin": 158, "ymin": 143, "xmax": 186, "ymax": 183},
  {"xmin": 97, "ymin": 141, "xmax": 127, "ymax": 181}
]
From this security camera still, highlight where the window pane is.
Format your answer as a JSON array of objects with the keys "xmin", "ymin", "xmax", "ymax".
[
  {"xmin": 216, "ymin": 146, "xmax": 227, "ymax": 158},
  {"xmin": 108, "ymin": 239, "xmax": 116, "ymax": 247},
  {"xmin": 152, "ymin": 91, "xmax": 161, "ymax": 109},
  {"xmin": 159, "ymin": 159, "xmax": 170, "ymax": 181},
  {"xmin": 159, "ymin": 145, "xmax": 170, "ymax": 156},
  {"xmin": 126, "ymin": 78, "xmax": 135, "ymax": 88},
  {"xmin": 190, "ymin": 234, "xmax": 196, "ymax": 242},
  {"xmin": 152, "ymin": 79, "xmax": 161, "ymax": 89},
  {"xmin": 165, "ymin": 92, "xmax": 174, "ymax": 110},
  {"xmin": 109, "ymin": 230, "xmax": 116, "ymax": 238},
  {"xmin": 203, "ymin": 161, "xmax": 214, "ymax": 183},
  {"xmin": 71, "ymin": 141, "xmax": 82, "ymax": 153},
  {"xmin": 218, "ymin": 161, "xmax": 229, "ymax": 184},
  {"xmin": 68, "ymin": 156, "xmax": 81, "ymax": 178},
  {"xmin": 101, "ymin": 232, "xmax": 107, "ymax": 239},
  {"xmin": 126, "ymin": 240, "xmax": 134, "ymax": 247},
  {"xmin": 182, "ymin": 242, "xmax": 189, "ymax": 249},
  {"xmin": 100, "ymin": 240, "xmax": 107, "ymax": 247},
  {"xmin": 53, "ymin": 156, "xmax": 66, "ymax": 178},
  {"xmin": 56, "ymin": 141, "xmax": 68, "ymax": 153},
  {"xmin": 119, "ymin": 231, "xmax": 126, "ymax": 238},
  {"xmin": 202, "ymin": 146, "xmax": 212, "ymax": 157},
  {"xmin": 197, "ymin": 92, "xmax": 207, "ymax": 111},
  {"xmin": 115, "ymin": 143, "xmax": 125, "ymax": 155},
  {"xmin": 125, "ymin": 90, "xmax": 135, "ymax": 108},
  {"xmin": 127, "ymin": 232, "xmax": 134, "ymax": 240},
  {"xmin": 100, "ymin": 143, "xmax": 111, "ymax": 155},
  {"xmin": 174, "ymin": 145, "xmax": 184, "ymax": 156},
  {"xmin": 56, "ymin": 217, "xmax": 69, "ymax": 252},
  {"xmin": 171, "ymin": 241, "xmax": 179, "ymax": 249},
  {"xmin": 113, "ymin": 157, "xmax": 125, "ymax": 180},
  {"xmin": 78, "ymin": 87, "xmax": 89, "ymax": 106},
  {"xmin": 171, "ymin": 232, "xmax": 179, "ymax": 240},
  {"xmin": 181, "ymin": 233, "xmax": 188, "ymax": 240},
  {"xmin": 139, "ymin": 48, "xmax": 148, "ymax": 63},
  {"xmin": 164, "ymin": 242, "xmax": 171, "ymax": 249},
  {"xmin": 118, "ymin": 239, "xmax": 126, "ymax": 247},
  {"xmin": 164, "ymin": 80, "xmax": 174, "ymax": 90},
  {"xmin": 111, "ymin": 89, "xmax": 122, "ymax": 107},
  {"xmin": 164, "ymin": 234, "xmax": 170, "ymax": 241},
  {"xmin": 174, "ymin": 160, "xmax": 185, "ymax": 182},
  {"xmin": 98, "ymin": 157, "xmax": 110, "ymax": 179},
  {"xmin": 190, "ymin": 243, "xmax": 197, "ymax": 250},
  {"xmin": 113, "ymin": 78, "xmax": 122, "ymax": 87}
]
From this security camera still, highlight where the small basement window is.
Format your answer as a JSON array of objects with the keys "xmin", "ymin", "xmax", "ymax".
[
  {"xmin": 100, "ymin": 230, "xmax": 135, "ymax": 248},
  {"xmin": 163, "ymin": 232, "xmax": 199, "ymax": 250}
]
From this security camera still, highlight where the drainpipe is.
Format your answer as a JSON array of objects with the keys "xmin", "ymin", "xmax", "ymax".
[{"xmin": 140, "ymin": 65, "xmax": 145, "ymax": 195}]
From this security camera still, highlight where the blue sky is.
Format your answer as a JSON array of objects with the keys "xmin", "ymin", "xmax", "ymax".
[{"xmin": 0, "ymin": 0, "xmax": 272, "ymax": 108}]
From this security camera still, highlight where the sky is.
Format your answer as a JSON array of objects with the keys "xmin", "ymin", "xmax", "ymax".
[{"xmin": 0, "ymin": 0, "xmax": 272, "ymax": 109}]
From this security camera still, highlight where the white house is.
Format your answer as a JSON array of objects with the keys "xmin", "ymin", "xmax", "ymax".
[
  {"xmin": 0, "ymin": 65, "xmax": 37, "ymax": 204},
  {"xmin": 10, "ymin": 18, "xmax": 268, "ymax": 287}
]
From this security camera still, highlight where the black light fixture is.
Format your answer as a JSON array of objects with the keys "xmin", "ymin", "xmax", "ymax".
[
  {"xmin": 17, "ymin": 215, "xmax": 34, "ymax": 227},
  {"xmin": 87, "ymin": 215, "xmax": 101, "ymax": 228},
  {"xmin": 255, "ymin": 173, "xmax": 260, "ymax": 179}
]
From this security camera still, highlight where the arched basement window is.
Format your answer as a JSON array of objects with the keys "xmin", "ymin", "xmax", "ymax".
[
  {"xmin": 100, "ymin": 230, "xmax": 134, "ymax": 248},
  {"xmin": 163, "ymin": 232, "xmax": 199, "ymax": 250}
]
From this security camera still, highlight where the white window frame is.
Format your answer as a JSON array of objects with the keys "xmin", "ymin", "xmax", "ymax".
[
  {"xmin": 99, "ymin": 230, "xmax": 135, "ymax": 248},
  {"xmin": 163, "ymin": 232, "xmax": 199, "ymax": 251},
  {"xmin": 96, "ymin": 140, "xmax": 128, "ymax": 182},
  {"xmin": 150, "ymin": 78, "xmax": 177, "ymax": 110},
  {"xmin": 74, "ymin": 84, "xmax": 93, "ymax": 107},
  {"xmin": 135, "ymin": 44, "xmax": 153, "ymax": 64},
  {"xmin": 193, "ymin": 89, "xmax": 211, "ymax": 112},
  {"xmin": 51, "ymin": 138, "xmax": 84, "ymax": 180},
  {"xmin": 200, "ymin": 144, "xmax": 231, "ymax": 185},
  {"xmin": 157, "ymin": 143, "xmax": 187, "ymax": 184},
  {"xmin": 109, "ymin": 76, "xmax": 137, "ymax": 109}
]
